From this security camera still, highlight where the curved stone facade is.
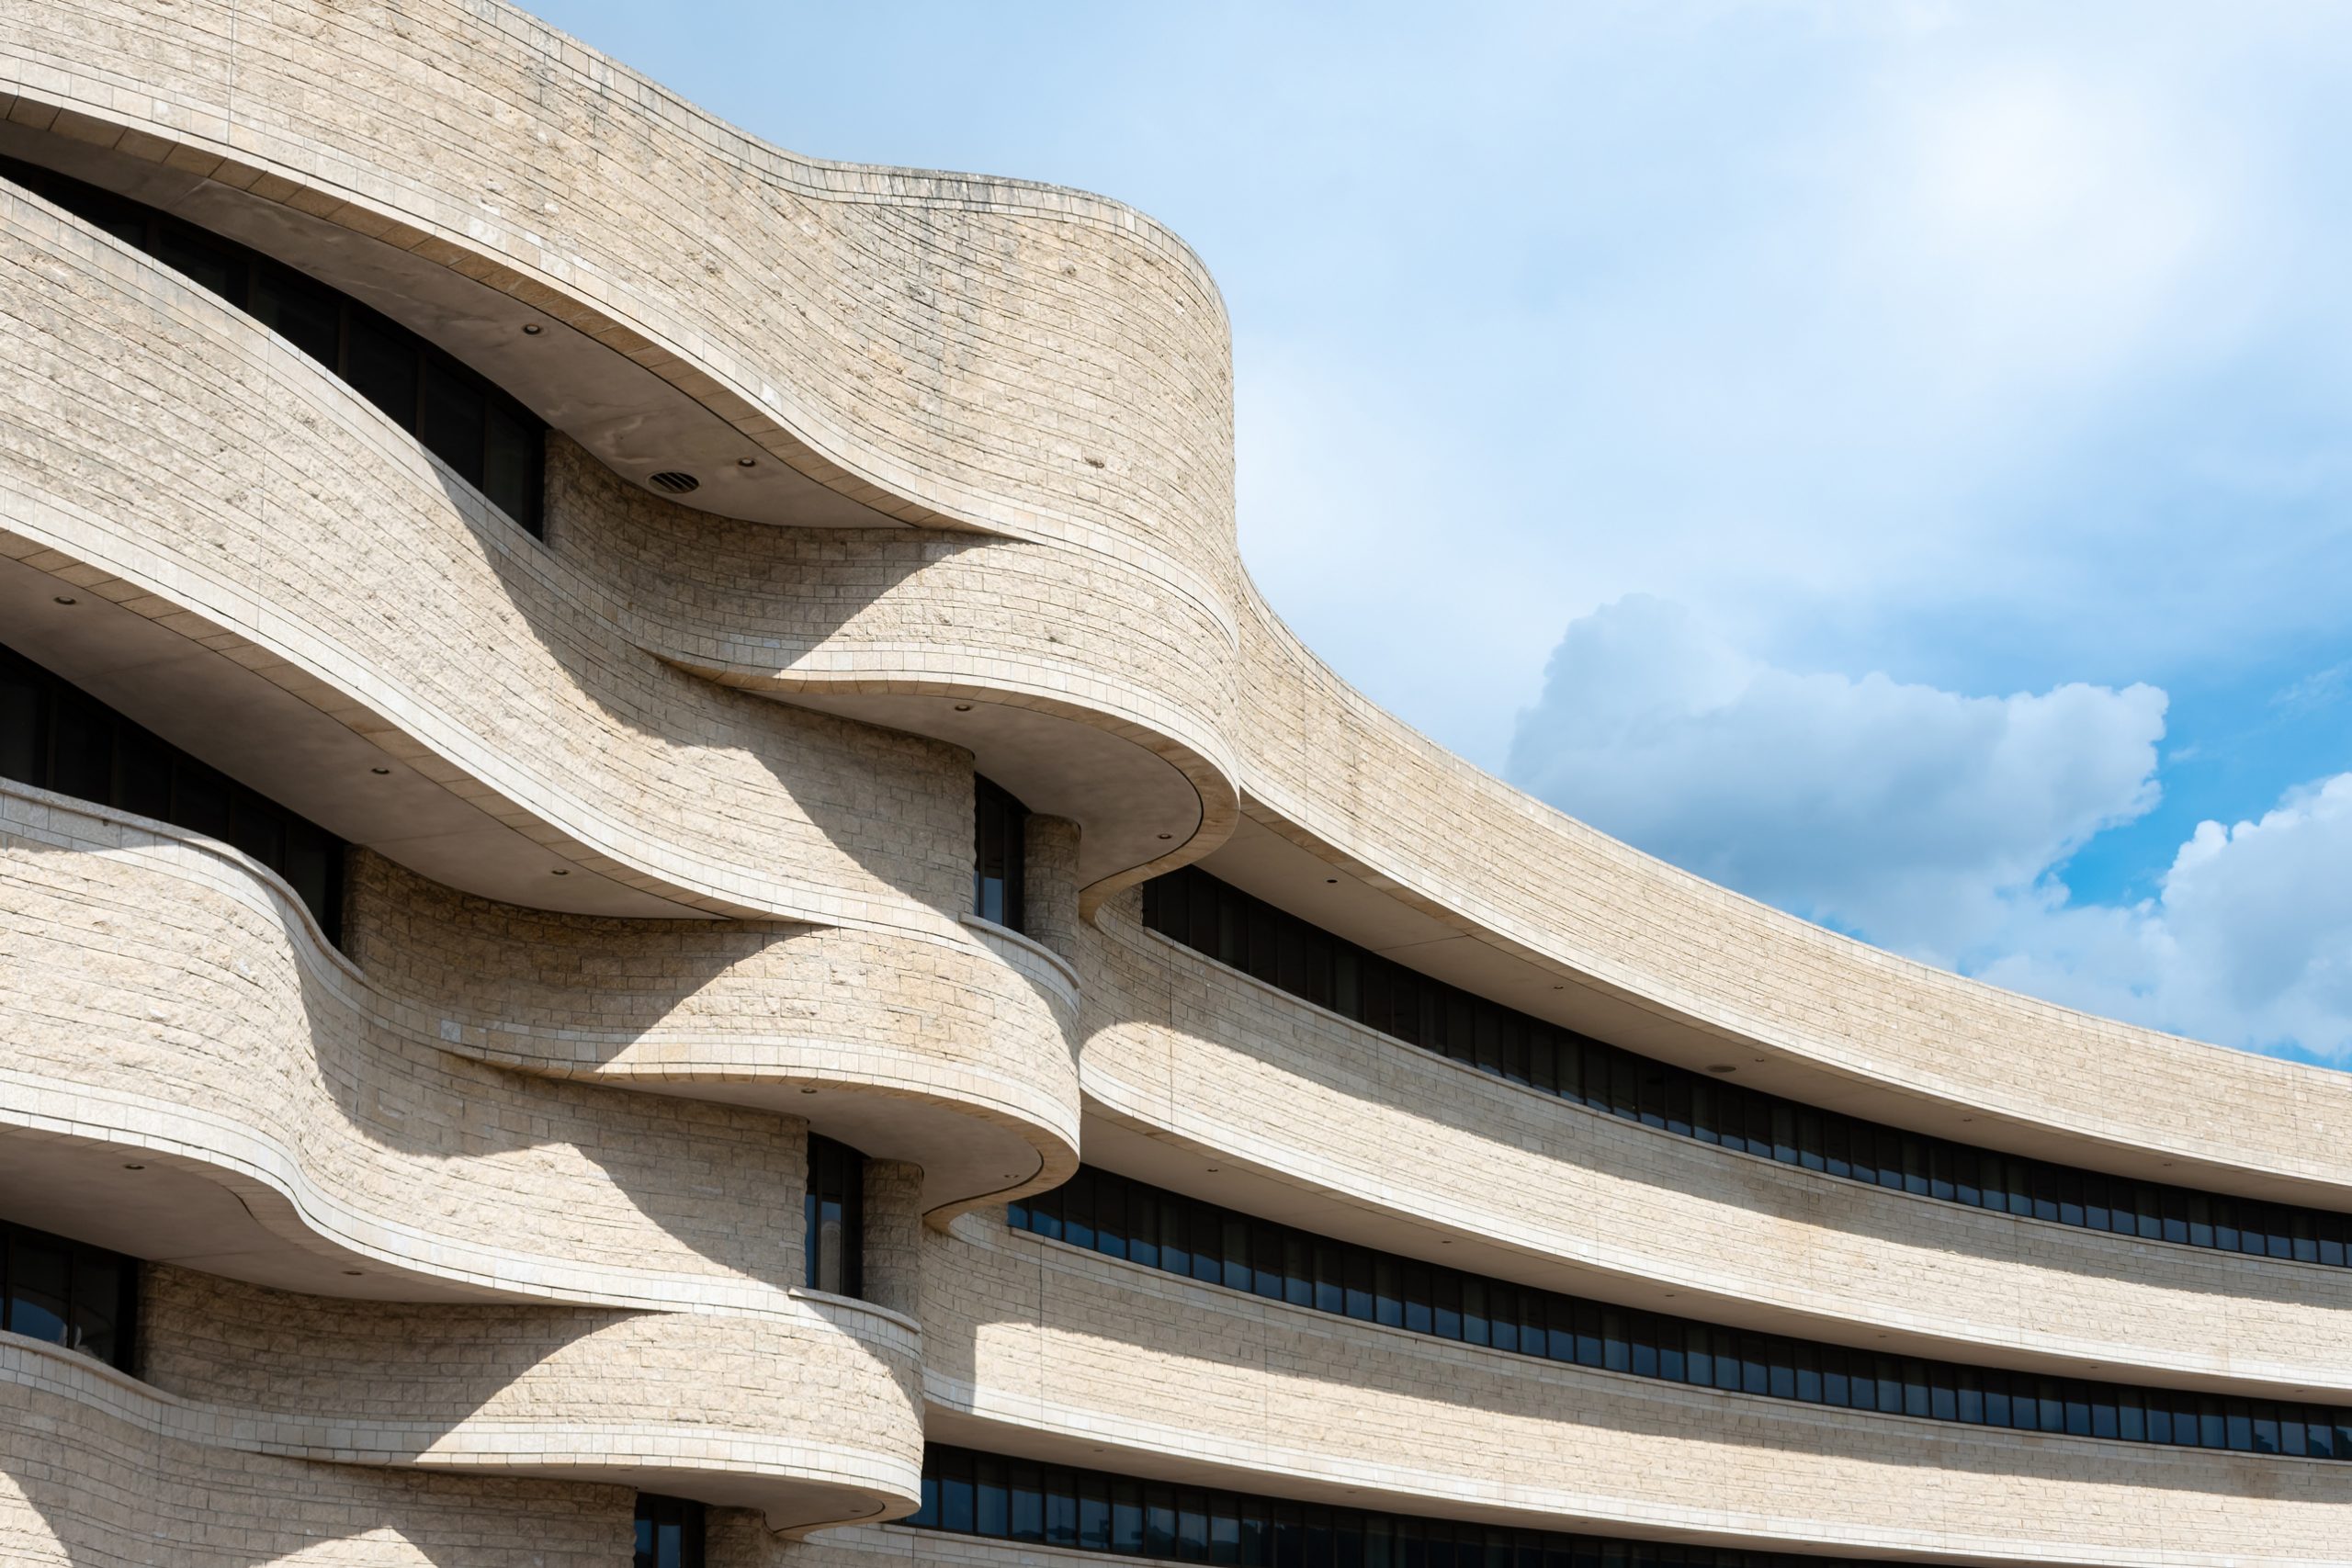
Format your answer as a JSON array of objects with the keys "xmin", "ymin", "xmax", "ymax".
[
  {"xmin": 2, "ymin": 1, "xmax": 2348, "ymax": 1562},
  {"xmin": 1080, "ymin": 900, "xmax": 2352, "ymax": 1400},
  {"xmin": 922, "ymin": 1216, "xmax": 2351, "ymax": 1568},
  {"xmin": 0, "ymin": 0, "xmax": 1237, "ymax": 565},
  {"xmin": 141, "ymin": 1267, "xmax": 921, "ymax": 1522},
  {"xmin": 1, "ymin": 1335, "xmax": 643, "ymax": 1565}
]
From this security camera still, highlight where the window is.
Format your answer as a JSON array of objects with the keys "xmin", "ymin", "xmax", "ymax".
[
  {"xmin": 1011, "ymin": 1165, "xmax": 2352, "ymax": 1465},
  {"xmin": 913, "ymin": 1445, "xmax": 1936, "ymax": 1568},
  {"xmin": 973, "ymin": 774, "xmax": 1029, "ymax": 931},
  {"xmin": 2, "ymin": 1220, "xmax": 138, "ymax": 1372},
  {"xmin": 0, "ymin": 643, "xmax": 345, "ymax": 941},
  {"xmin": 1139, "ymin": 864, "xmax": 2352, "ymax": 1277},
  {"xmin": 1, "ymin": 154, "xmax": 546, "ymax": 538},
  {"xmin": 633, "ymin": 1494, "xmax": 705, "ymax": 1568},
  {"xmin": 804, "ymin": 1134, "xmax": 865, "ymax": 1298}
]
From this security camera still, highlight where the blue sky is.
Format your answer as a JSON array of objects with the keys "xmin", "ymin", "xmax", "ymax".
[{"xmin": 530, "ymin": 1, "xmax": 2352, "ymax": 1063}]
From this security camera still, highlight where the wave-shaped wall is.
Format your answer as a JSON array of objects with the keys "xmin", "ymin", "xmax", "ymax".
[
  {"xmin": 10, "ymin": 0, "xmax": 2344, "ymax": 1210},
  {"xmin": 3, "ymin": 1, "xmax": 2350, "ymax": 1562}
]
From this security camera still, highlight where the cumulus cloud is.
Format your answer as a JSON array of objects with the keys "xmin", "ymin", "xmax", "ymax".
[
  {"xmin": 1507, "ymin": 599, "xmax": 2352, "ymax": 1061},
  {"xmin": 1978, "ymin": 777, "xmax": 2352, "ymax": 1059},
  {"xmin": 1506, "ymin": 597, "xmax": 2166, "ymax": 960}
]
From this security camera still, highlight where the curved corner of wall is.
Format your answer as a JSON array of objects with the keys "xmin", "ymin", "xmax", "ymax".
[
  {"xmin": 542, "ymin": 437, "xmax": 1248, "ymax": 910},
  {"xmin": 0, "ymin": 169, "xmax": 1247, "ymax": 935},
  {"xmin": 0, "ymin": 0, "xmax": 1238, "ymax": 581},
  {"xmin": 345, "ymin": 847, "xmax": 1083, "ymax": 1219}
]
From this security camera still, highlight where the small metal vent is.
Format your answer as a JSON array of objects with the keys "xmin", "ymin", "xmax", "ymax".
[{"xmin": 647, "ymin": 470, "xmax": 701, "ymax": 495}]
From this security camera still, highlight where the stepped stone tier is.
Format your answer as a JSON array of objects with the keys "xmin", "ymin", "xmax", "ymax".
[{"xmin": 0, "ymin": 3, "xmax": 2346, "ymax": 1565}]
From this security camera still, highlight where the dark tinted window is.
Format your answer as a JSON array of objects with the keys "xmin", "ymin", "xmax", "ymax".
[
  {"xmin": 1014, "ymin": 1165, "xmax": 2352, "ymax": 1465},
  {"xmin": 483, "ymin": 400, "xmax": 541, "ymax": 525},
  {"xmin": 1, "ymin": 154, "xmax": 544, "ymax": 537},
  {"xmin": 974, "ymin": 774, "xmax": 1029, "ymax": 931},
  {"xmin": 914, "ymin": 1445, "xmax": 1936, "ymax": 1568},
  {"xmin": 0, "ymin": 643, "xmax": 344, "ymax": 942},
  {"xmin": 419, "ymin": 356, "xmax": 488, "ymax": 481},
  {"xmin": 251, "ymin": 265, "xmax": 343, "ymax": 364},
  {"xmin": 805, "ymin": 1134, "xmax": 865, "ymax": 1299},
  {"xmin": 633, "ymin": 1494, "xmax": 704, "ymax": 1568},
  {"xmin": 0, "ymin": 659, "xmax": 40, "ymax": 781},
  {"xmin": 345, "ymin": 307, "xmax": 422, "ymax": 426},
  {"xmin": 1142, "ymin": 865, "xmax": 2352, "ymax": 1276},
  {"xmin": 2, "ymin": 1220, "xmax": 139, "ymax": 1372},
  {"xmin": 49, "ymin": 687, "xmax": 112, "ymax": 802},
  {"xmin": 150, "ymin": 222, "xmax": 240, "ymax": 301}
]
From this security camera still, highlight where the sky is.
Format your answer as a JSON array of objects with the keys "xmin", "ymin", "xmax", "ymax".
[{"xmin": 529, "ymin": 0, "xmax": 2352, "ymax": 1065}]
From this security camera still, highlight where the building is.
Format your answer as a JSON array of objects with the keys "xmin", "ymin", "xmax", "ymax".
[{"xmin": 0, "ymin": 2, "xmax": 2347, "ymax": 1564}]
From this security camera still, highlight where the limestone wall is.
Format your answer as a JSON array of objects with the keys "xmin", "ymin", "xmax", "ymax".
[
  {"xmin": 0, "ymin": 1335, "xmax": 640, "ymax": 1567},
  {"xmin": 1081, "ymin": 897, "xmax": 2352, "ymax": 1398},
  {"xmin": 2, "ymin": 2, "xmax": 2349, "ymax": 1562},
  {"xmin": 919, "ymin": 1215, "xmax": 2352, "ymax": 1568}
]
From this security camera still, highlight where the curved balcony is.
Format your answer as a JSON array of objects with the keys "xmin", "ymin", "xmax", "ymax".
[
  {"xmin": 0, "ymin": 0, "xmax": 1250, "ymax": 897},
  {"xmin": 0, "ymin": 1328, "xmax": 673, "ymax": 1560},
  {"xmin": 139, "ymin": 1265, "xmax": 922, "ymax": 1528},
  {"xmin": 923, "ymin": 1216, "xmax": 2352, "ymax": 1568},
  {"xmin": 0, "ymin": 171, "xmax": 1233, "ymax": 920},
  {"xmin": 549, "ymin": 441, "xmax": 1240, "ymax": 910},
  {"xmin": 1079, "ymin": 903, "xmax": 2352, "ymax": 1401},
  {"xmin": 346, "ymin": 850, "xmax": 1077, "ymax": 1217},
  {"xmin": 0, "ymin": 0, "xmax": 1237, "ymax": 573},
  {"xmin": 0, "ymin": 781, "xmax": 1070, "ymax": 1298}
]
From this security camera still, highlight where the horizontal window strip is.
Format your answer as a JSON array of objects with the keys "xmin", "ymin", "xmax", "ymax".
[
  {"xmin": 1142, "ymin": 866, "xmax": 2352, "ymax": 1270},
  {"xmin": 910, "ymin": 1444, "xmax": 1921, "ymax": 1568},
  {"xmin": 1016, "ymin": 1166, "xmax": 2352, "ymax": 1463},
  {"xmin": 1, "ymin": 154, "xmax": 547, "ymax": 538}
]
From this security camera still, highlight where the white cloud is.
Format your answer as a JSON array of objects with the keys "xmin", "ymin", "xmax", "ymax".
[
  {"xmin": 1510, "ymin": 598, "xmax": 2352, "ymax": 1060},
  {"xmin": 2146, "ymin": 781, "xmax": 2352, "ymax": 1038},
  {"xmin": 1979, "ymin": 777, "xmax": 2352, "ymax": 1060},
  {"xmin": 1507, "ymin": 597, "xmax": 2165, "ymax": 960}
]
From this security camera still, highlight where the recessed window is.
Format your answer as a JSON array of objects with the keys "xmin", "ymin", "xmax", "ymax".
[
  {"xmin": 914, "ymin": 1444, "xmax": 1935, "ymax": 1568},
  {"xmin": 972, "ymin": 774, "xmax": 1029, "ymax": 932},
  {"xmin": 2, "ymin": 1219, "xmax": 138, "ymax": 1372},
  {"xmin": 1013, "ymin": 1163, "xmax": 2352, "ymax": 1465},
  {"xmin": 1141, "ymin": 864, "xmax": 2352, "ymax": 1276},
  {"xmin": 1, "ymin": 154, "xmax": 547, "ymax": 539},
  {"xmin": 805, "ymin": 1134, "xmax": 866, "ymax": 1299},
  {"xmin": 632, "ymin": 1493, "xmax": 704, "ymax": 1568},
  {"xmin": 0, "ymin": 643, "xmax": 345, "ymax": 942}
]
